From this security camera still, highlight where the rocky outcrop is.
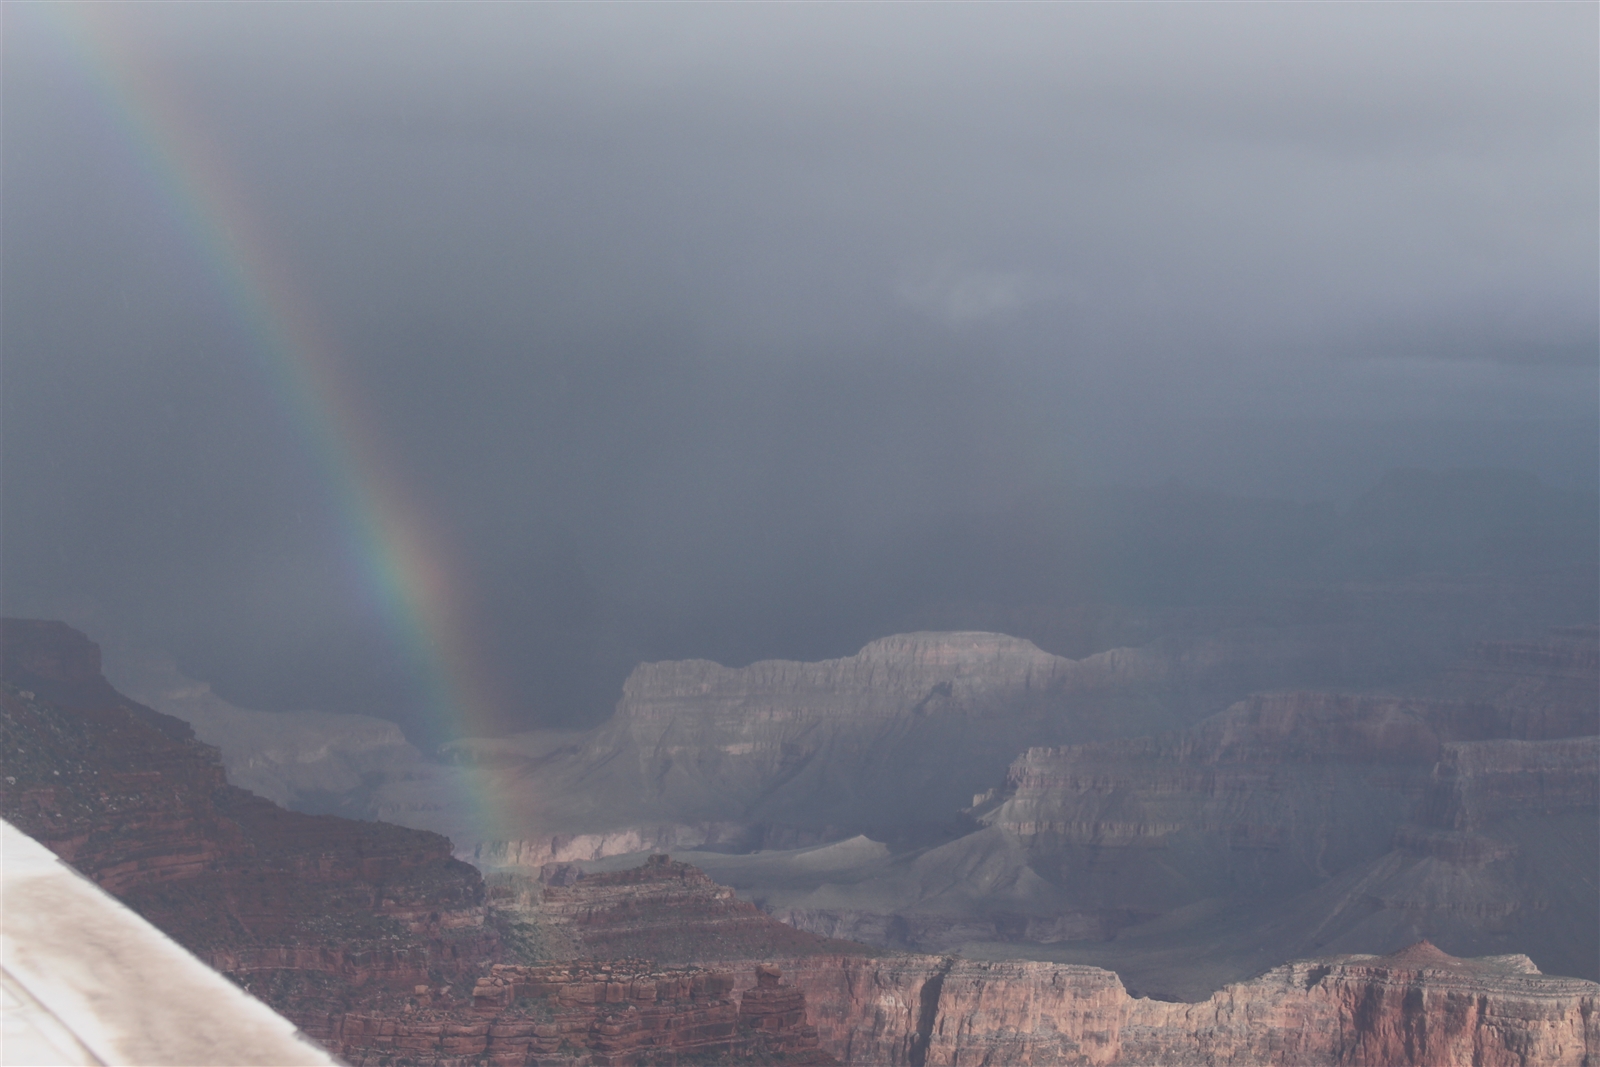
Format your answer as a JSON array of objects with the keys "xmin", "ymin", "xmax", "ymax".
[
  {"xmin": 331, "ymin": 961, "xmax": 837, "ymax": 1066},
  {"xmin": 728, "ymin": 945, "xmax": 1599, "ymax": 1066},
  {"xmin": 1418, "ymin": 736, "xmax": 1599, "ymax": 830},
  {"xmin": 205, "ymin": 835, "xmax": 1600, "ymax": 1067},
  {"xmin": 465, "ymin": 820, "xmax": 833, "ymax": 870},
  {"xmin": 536, "ymin": 853, "xmax": 876, "ymax": 963},
  {"xmin": 731, "ymin": 631, "xmax": 1597, "ymax": 982},
  {"xmin": 526, "ymin": 632, "xmax": 1193, "ymax": 847},
  {"xmin": 1431, "ymin": 628, "xmax": 1599, "ymax": 737},
  {"xmin": 983, "ymin": 695, "xmax": 1449, "ymax": 915},
  {"xmin": 0, "ymin": 619, "xmax": 499, "ymax": 1044},
  {"xmin": 1258, "ymin": 732, "xmax": 1600, "ymax": 984},
  {"xmin": 473, "ymin": 625, "xmax": 1597, "ymax": 871},
  {"xmin": 504, "ymin": 856, "xmax": 1599, "ymax": 1064},
  {"xmin": 984, "ymin": 648, "xmax": 1598, "ymax": 897},
  {"xmin": 108, "ymin": 648, "xmax": 430, "ymax": 816}
]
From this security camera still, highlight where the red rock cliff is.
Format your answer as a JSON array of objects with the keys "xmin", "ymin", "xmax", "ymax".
[
  {"xmin": 0, "ymin": 618, "xmax": 499, "ymax": 1046},
  {"xmin": 736, "ymin": 945, "xmax": 1597, "ymax": 1066}
]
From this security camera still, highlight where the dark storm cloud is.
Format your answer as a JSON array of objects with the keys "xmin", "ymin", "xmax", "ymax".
[{"xmin": 3, "ymin": 3, "xmax": 1594, "ymax": 740}]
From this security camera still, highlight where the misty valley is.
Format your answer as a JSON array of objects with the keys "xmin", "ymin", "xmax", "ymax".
[
  {"xmin": 4, "ymin": 3, "xmax": 1596, "ymax": 1063},
  {"xmin": 4, "ymin": 468, "xmax": 1597, "ymax": 1064}
]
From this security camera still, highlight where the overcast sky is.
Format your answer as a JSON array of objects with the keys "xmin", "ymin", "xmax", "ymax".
[{"xmin": 4, "ymin": 3, "xmax": 1595, "ymax": 739}]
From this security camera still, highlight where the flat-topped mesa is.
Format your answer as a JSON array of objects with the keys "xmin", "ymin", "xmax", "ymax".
[
  {"xmin": 573, "ymin": 632, "xmax": 1178, "ymax": 838},
  {"xmin": 617, "ymin": 631, "xmax": 1076, "ymax": 716}
]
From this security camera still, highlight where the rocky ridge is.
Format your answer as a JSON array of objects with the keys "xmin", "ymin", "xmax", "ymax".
[
  {"xmin": 0, "ymin": 619, "xmax": 500, "ymax": 1047},
  {"xmin": 8, "ymin": 615, "xmax": 1596, "ymax": 1063},
  {"xmin": 536, "ymin": 854, "xmax": 873, "ymax": 963},
  {"xmin": 713, "ymin": 943, "xmax": 1599, "ymax": 1066},
  {"xmin": 0, "ymin": 619, "xmax": 845, "ymax": 1065},
  {"xmin": 686, "ymin": 628, "xmax": 1597, "ymax": 993},
  {"xmin": 331, "ymin": 961, "xmax": 837, "ymax": 1066},
  {"xmin": 563, "ymin": 632, "xmax": 1107, "ymax": 838},
  {"xmin": 430, "ymin": 846, "xmax": 1600, "ymax": 1066}
]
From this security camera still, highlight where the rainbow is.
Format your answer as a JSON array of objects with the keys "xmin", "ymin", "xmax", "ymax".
[{"xmin": 32, "ymin": 6, "xmax": 509, "ymax": 838}]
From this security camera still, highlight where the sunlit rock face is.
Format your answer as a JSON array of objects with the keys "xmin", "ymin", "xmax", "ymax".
[
  {"xmin": 721, "ymin": 945, "xmax": 1599, "ymax": 1067},
  {"xmin": 315, "ymin": 848, "xmax": 1600, "ymax": 1067}
]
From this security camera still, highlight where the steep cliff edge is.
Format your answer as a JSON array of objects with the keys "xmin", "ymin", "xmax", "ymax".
[
  {"xmin": 332, "ymin": 961, "xmax": 838, "ymax": 1066},
  {"xmin": 720, "ymin": 629, "xmax": 1596, "ymax": 993},
  {"xmin": 723, "ymin": 945, "xmax": 1598, "ymax": 1066},
  {"xmin": 567, "ymin": 632, "xmax": 1112, "ymax": 837},
  {"xmin": 464, "ymin": 631, "xmax": 1204, "ymax": 855},
  {"xmin": 329, "ymin": 850, "xmax": 1598, "ymax": 1066},
  {"xmin": 1430, "ymin": 628, "xmax": 1600, "ymax": 734},
  {"xmin": 0, "ymin": 618, "xmax": 500, "ymax": 1047},
  {"xmin": 534, "ymin": 852, "xmax": 878, "ymax": 963}
]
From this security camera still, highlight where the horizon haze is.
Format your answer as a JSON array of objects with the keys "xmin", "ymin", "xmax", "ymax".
[{"xmin": 3, "ymin": 3, "xmax": 1595, "ymax": 745}]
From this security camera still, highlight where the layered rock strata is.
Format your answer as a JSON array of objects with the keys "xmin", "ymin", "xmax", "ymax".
[
  {"xmin": 331, "ymin": 962, "xmax": 836, "ymax": 1066},
  {"xmin": 492, "ymin": 854, "xmax": 1600, "ymax": 1064},
  {"xmin": 537, "ymin": 853, "xmax": 877, "ymax": 962},
  {"xmin": 732, "ymin": 945, "xmax": 1598, "ymax": 1066},
  {"xmin": 507, "ymin": 631, "xmax": 1203, "ymax": 850},
  {"xmin": 0, "ymin": 619, "xmax": 499, "ymax": 1047},
  {"xmin": 454, "ymin": 625, "xmax": 1598, "ymax": 868},
  {"xmin": 1419, "ymin": 736, "xmax": 1599, "ymax": 829},
  {"xmin": 747, "ymin": 630, "xmax": 1596, "ymax": 982},
  {"xmin": 582, "ymin": 632, "xmax": 1091, "ymax": 835},
  {"xmin": 1432, "ymin": 628, "xmax": 1600, "ymax": 734},
  {"xmin": 984, "ymin": 659, "xmax": 1598, "ymax": 918}
]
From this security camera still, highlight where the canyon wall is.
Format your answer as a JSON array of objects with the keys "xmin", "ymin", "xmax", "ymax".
[
  {"xmin": 6, "ymin": 616, "xmax": 1594, "ymax": 1064},
  {"xmin": 0, "ymin": 619, "xmax": 500, "ymax": 1041},
  {"xmin": 485, "ymin": 841, "xmax": 1600, "ymax": 1066},
  {"xmin": 567, "ymin": 632, "xmax": 1117, "ymax": 837},
  {"xmin": 331, "ymin": 961, "xmax": 837, "ymax": 1067},
  {"xmin": 731, "ymin": 944, "xmax": 1599, "ymax": 1067},
  {"xmin": 744, "ymin": 629, "xmax": 1596, "ymax": 985}
]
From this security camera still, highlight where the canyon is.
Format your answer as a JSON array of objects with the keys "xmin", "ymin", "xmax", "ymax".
[
  {"xmin": 4, "ymin": 616, "xmax": 1596, "ymax": 1064},
  {"xmin": 613, "ymin": 626, "xmax": 1599, "ymax": 1001},
  {"xmin": 0, "ymin": 620, "xmax": 843, "ymax": 1065}
]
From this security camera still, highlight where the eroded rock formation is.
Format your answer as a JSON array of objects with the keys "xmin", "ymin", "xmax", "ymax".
[
  {"xmin": 740, "ymin": 628, "xmax": 1597, "ymax": 989},
  {"xmin": 729, "ymin": 945, "xmax": 1598, "ymax": 1066},
  {"xmin": 0, "ymin": 619, "xmax": 499, "ymax": 1047},
  {"xmin": 579, "ymin": 632, "xmax": 1096, "ymax": 835},
  {"xmin": 332, "ymin": 962, "xmax": 837, "ymax": 1066},
  {"xmin": 536, "ymin": 853, "xmax": 875, "ymax": 962},
  {"xmin": 6, "ymin": 616, "xmax": 1594, "ymax": 1064}
]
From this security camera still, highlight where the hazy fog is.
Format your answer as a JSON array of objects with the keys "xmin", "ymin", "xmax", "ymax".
[{"xmin": 4, "ymin": 4, "xmax": 1595, "ymax": 742}]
